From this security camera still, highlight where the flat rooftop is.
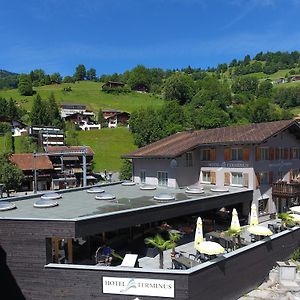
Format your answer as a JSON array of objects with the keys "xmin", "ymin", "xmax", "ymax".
[{"xmin": 0, "ymin": 183, "xmax": 251, "ymax": 221}]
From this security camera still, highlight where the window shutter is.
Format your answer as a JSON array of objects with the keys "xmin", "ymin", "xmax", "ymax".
[
  {"xmin": 255, "ymin": 172, "xmax": 260, "ymax": 188},
  {"xmin": 211, "ymin": 171, "xmax": 216, "ymax": 185},
  {"xmin": 284, "ymin": 148, "xmax": 289, "ymax": 160},
  {"xmin": 243, "ymin": 147, "xmax": 249, "ymax": 161},
  {"xmin": 255, "ymin": 147, "xmax": 260, "ymax": 161},
  {"xmin": 243, "ymin": 173, "xmax": 249, "ymax": 188},
  {"xmin": 269, "ymin": 148, "xmax": 274, "ymax": 160},
  {"xmin": 269, "ymin": 172, "xmax": 273, "ymax": 185},
  {"xmin": 275, "ymin": 148, "xmax": 279, "ymax": 160},
  {"xmin": 224, "ymin": 172, "xmax": 230, "ymax": 186},
  {"xmin": 210, "ymin": 148, "xmax": 216, "ymax": 161},
  {"xmin": 224, "ymin": 148, "xmax": 231, "ymax": 161}
]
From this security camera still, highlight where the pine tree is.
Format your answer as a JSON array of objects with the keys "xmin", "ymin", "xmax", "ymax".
[
  {"xmin": 18, "ymin": 74, "xmax": 33, "ymax": 96},
  {"xmin": 30, "ymin": 94, "xmax": 44, "ymax": 125},
  {"xmin": 47, "ymin": 93, "xmax": 63, "ymax": 128}
]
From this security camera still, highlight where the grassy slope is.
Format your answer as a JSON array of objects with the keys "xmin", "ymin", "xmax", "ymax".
[
  {"xmin": 0, "ymin": 129, "xmax": 135, "ymax": 172},
  {"xmin": 0, "ymin": 81, "xmax": 164, "ymax": 112},
  {"xmin": 77, "ymin": 127, "xmax": 136, "ymax": 172}
]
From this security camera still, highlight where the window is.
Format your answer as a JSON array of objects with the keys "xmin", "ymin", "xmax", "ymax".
[
  {"xmin": 260, "ymin": 148, "xmax": 269, "ymax": 160},
  {"xmin": 231, "ymin": 172, "xmax": 243, "ymax": 186},
  {"xmin": 258, "ymin": 199, "xmax": 268, "ymax": 215},
  {"xmin": 279, "ymin": 148, "xmax": 285, "ymax": 160},
  {"xmin": 140, "ymin": 170, "xmax": 146, "ymax": 184},
  {"xmin": 157, "ymin": 171, "xmax": 168, "ymax": 186},
  {"xmin": 260, "ymin": 172, "xmax": 269, "ymax": 185},
  {"xmin": 185, "ymin": 152, "xmax": 193, "ymax": 167},
  {"xmin": 231, "ymin": 148, "xmax": 243, "ymax": 161},
  {"xmin": 202, "ymin": 171, "xmax": 211, "ymax": 183},
  {"xmin": 201, "ymin": 149, "xmax": 210, "ymax": 161},
  {"xmin": 291, "ymin": 148, "xmax": 300, "ymax": 159}
]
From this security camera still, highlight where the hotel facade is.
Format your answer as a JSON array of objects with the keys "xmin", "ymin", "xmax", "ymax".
[{"xmin": 124, "ymin": 119, "xmax": 300, "ymax": 219}]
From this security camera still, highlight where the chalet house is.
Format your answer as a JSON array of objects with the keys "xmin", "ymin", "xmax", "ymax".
[
  {"xmin": 0, "ymin": 117, "xmax": 27, "ymax": 137},
  {"xmin": 64, "ymin": 113, "xmax": 101, "ymax": 131},
  {"xmin": 46, "ymin": 146, "xmax": 95, "ymax": 189},
  {"xmin": 124, "ymin": 120, "xmax": 300, "ymax": 219},
  {"xmin": 133, "ymin": 84, "xmax": 149, "ymax": 93},
  {"xmin": 60, "ymin": 103, "xmax": 92, "ymax": 118},
  {"xmin": 272, "ymin": 77, "xmax": 286, "ymax": 85},
  {"xmin": 291, "ymin": 75, "xmax": 300, "ymax": 82},
  {"xmin": 11, "ymin": 120, "xmax": 27, "ymax": 136},
  {"xmin": 28, "ymin": 125, "xmax": 64, "ymax": 148},
  {"xmin": 102, "ymin": 109, "xmax": 130, "ymax": 128},
  {"xmin": 102, "ymin": 81, "xmax": 125, "ymax": 89},
  {"xmin": 10, "ymin": 153, "xmax": 54, "ymax": 191}
]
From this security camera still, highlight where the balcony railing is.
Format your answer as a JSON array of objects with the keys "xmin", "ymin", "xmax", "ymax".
[{"xmin": 272, "ymin": 181, "xmax": 300, "ymax": 197}]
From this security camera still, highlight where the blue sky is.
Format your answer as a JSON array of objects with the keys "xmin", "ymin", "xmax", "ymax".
[{"xmin": 1, "ymin": 0, "xmax": 300, "ymax": 76}]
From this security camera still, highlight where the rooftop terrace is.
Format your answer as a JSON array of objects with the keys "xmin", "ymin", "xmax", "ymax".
[{"xmin": 0, "ymin": 183, "xmax": 251, "ymax": 221}]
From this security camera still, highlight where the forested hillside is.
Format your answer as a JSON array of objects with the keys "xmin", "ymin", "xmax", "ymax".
[{"xmin": 1, "ymin": 51, "xmax": 300, "ymax": 152}]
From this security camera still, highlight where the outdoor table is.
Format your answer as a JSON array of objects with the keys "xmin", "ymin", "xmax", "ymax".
[{"xmin": 172, "ymin": 255, "xmax": 200, "ymax": 269}]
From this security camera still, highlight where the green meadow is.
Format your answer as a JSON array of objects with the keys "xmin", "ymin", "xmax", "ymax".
[{"xmin": 0, "ymin": 81, "xmax": 165, "ymax": 113}]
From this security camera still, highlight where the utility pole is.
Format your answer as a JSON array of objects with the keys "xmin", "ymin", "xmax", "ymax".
[
  {"xmin": 33, "ymin": 151, "xmax": 37, "ymax": 194},
  {"xmin": 82, "ymin": 145, "xmax": 87, "ymax": 187}
]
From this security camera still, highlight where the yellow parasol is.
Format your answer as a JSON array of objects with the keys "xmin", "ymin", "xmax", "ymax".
[
  {"xmin": 289, "ymin": 213, "xmax": 300, "ymax": 223},
  {"xmin": 289, "ymin": 206, "xmax": 300, "ymax": 214},
  {"xmin": 248, "ymin": 225, "xmax": 272, "ymax": 236},
  {"xmin": 194, "ymin": 216, "xmax": 225, "ymax": 255},
  {"xmin": 230, "ymin": 208, "xmax": 241, "ymax": 232},
  {"xmin": 195, "ymin": 241, "xmax": 225, "ymax": 255},
  {"xmin": 250, "ymin": 203, "xmax": 258, "ymax": 226}
]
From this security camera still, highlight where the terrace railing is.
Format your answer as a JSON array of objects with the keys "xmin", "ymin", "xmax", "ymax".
[{"xmin": 272, "ymin": 181, "xmax": 300, "ymax": 197}]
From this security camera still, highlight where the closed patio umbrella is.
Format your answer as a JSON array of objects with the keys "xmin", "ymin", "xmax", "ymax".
[
  {"xmin": 290, "ymin": 206, "xmax": 300, "ymax": 214},
  {"xmin": 194, "ymin": 217, "xmax": 204, "ymax": 248},
  {"xmin": 248, "ymin": 225, "xmax": 272, "ymax": 236},
  {"xmin": 250, "ymin": 203, "xmax": 258, "ymax": 226},
  {"xmin": 230, "ymin": 208, "xmax": 240, "ymax": 232}
]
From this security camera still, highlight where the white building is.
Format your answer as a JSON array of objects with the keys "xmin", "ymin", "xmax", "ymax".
[{"xmin": 124, "ymin": 120, "xmax": 300, "ymax": 220}]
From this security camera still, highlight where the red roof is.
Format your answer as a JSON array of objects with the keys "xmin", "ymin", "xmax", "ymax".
[
  {"xmin": 10, "ymin": 154, "xmax": 53, "ymax": 171},
  {"xmin": 46, "ymin": 146, "xmax": 94, "ymax": 156},
  {"xmin": 124, "ymin": 119, "xmax": 300, "ymax": 158}
]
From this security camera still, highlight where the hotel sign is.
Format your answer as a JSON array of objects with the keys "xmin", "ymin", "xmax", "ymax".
[
  {"xmin": 205, "ymin": 162, "xmax": 250, "ymax": 168},
  {"xmin": 102, "ymin": 276, "xmax": 175, "ymax": 298}
]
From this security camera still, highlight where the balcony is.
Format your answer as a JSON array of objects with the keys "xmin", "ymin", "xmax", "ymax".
[{"xmin": 272, "ymin": 181, "xmax": 300, "ymax": 197}]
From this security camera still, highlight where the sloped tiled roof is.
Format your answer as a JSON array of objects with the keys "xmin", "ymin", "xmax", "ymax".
[
  {"xmin": 124, "ymin": 119, "xmax": 300, "ymax": 158},
  {"xmin": 47, "ymin": 146, "xmax": 94, "ymax": 156},
  {"xmin": 10, "ymin": 154, "xmax": 53, "ymax": 171}
]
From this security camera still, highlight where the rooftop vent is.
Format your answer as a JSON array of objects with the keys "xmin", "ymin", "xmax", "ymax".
[
  {"xmin": 185, "ymin": 187, "xmax": 204, "ymax": 194},
  {"xmin": 210, "ymin": 187, "xmax": 229, "ymax": 192},
  {"xmin": 34, "ymin": 199, "xmax": 59, "ymax": 208},
  {"xmin": 41, "ymin": 192, "xmax": 62, "ymax": 200},
  {"xmin": 0, "ymin": 201, "xmax": 16, "ymax": 211},
  {"xmin": 87, "ymin": 187, "xmax": 105, "ymax": 194},
  {"xmin": 140, "ymin": 184, "xmax": 156, "ymax": 190},
  {"xmin": 153, "ymin": 193, "xmax": 175, "ymax": 202},
  {"xmin": 122, "ymin": 180, "xmax": 136, "ymax": 186},
  {"xmin": 95, "ymin": 192, "xmax": 116, "ymax": 200}
]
